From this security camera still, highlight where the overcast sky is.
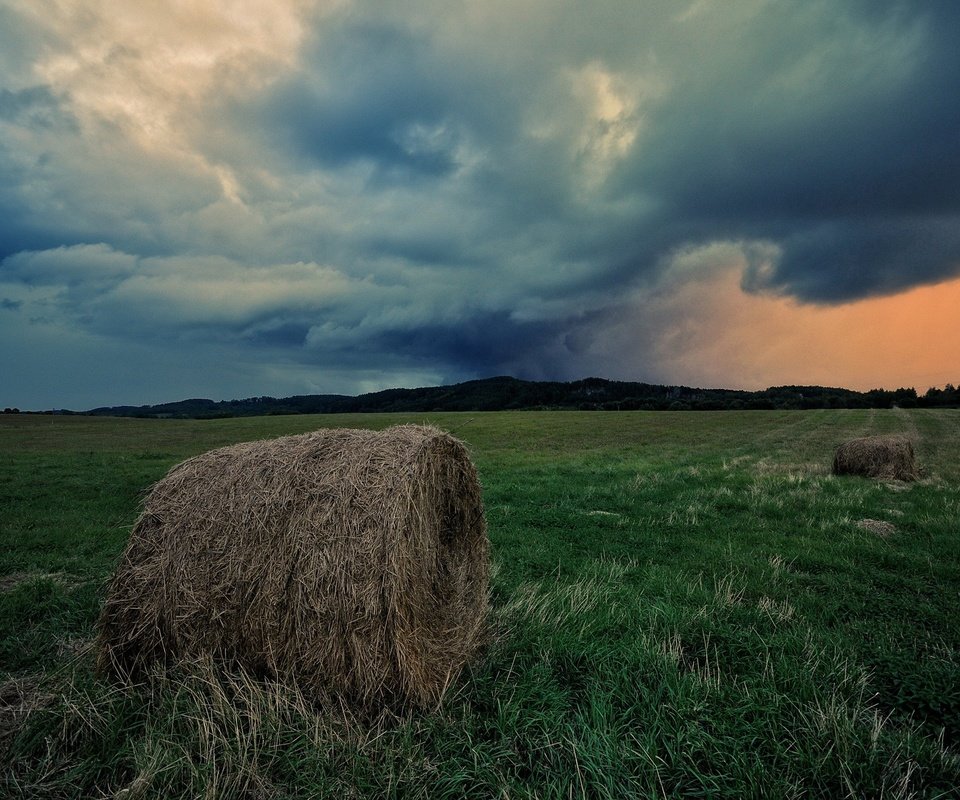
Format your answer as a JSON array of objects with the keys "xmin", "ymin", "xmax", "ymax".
[{"xmin": 2, "ymin": 0, "xmax": 959, "ymax": 409}]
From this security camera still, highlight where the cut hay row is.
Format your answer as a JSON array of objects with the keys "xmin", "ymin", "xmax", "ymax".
[{"xmin": 97, "ymin": 424, "xmax": 489, "ymax": 710}]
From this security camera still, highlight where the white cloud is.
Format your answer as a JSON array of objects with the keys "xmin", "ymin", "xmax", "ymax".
[
  {"xmin": 5, "ymin": 0, "xmax": 340, "ymax": 206},
  {"xmin": 568, "ymin": 61, "xmax": 664, "ymax": 190}
]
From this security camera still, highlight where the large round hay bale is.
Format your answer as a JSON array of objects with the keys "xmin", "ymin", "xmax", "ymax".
[
  {"xmin": 97, "ymin": 424, "xmax": 489, "ymax": 709},
  {"xmin": 832, "ymin": 435, "xmax": 918, "ymax": 481}
]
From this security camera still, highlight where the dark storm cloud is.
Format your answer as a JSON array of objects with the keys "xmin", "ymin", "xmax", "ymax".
[
  {"xmin": 746, "ymin": 219, "xmax": 960, "ymax": 303},
  {"xmin": 258, "ymin": 17, "xmax": 525, "ymax": 184},
  {"xmin": 365, "ymin": 312, "xmax": 566, "ymax": 378},
  {"xmin": 265, "ymin": 23, "xmax": 456, "ymax": 176},
  {"xmin": 614, "ymin": 0, "xmax": 960, "ymax": 301}
]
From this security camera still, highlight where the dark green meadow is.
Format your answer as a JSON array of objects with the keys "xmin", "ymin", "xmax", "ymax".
[{"xmin": 2, "ymin": 409, "xmax": 959, "ymax": 798}]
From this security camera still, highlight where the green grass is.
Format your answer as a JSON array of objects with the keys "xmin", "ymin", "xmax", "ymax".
[{"xmin": 2, "ymin": 409, "xmax": 959, "ymax": 798}]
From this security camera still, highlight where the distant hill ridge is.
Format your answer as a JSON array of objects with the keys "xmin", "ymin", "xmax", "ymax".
[{"xmin": 78, "ymin": 376, "xmax": 959, "ymax": 418}]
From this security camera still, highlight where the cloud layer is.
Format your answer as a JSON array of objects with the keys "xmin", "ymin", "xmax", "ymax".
[{"xmin": 2, "ymin": 0, "xmax": 959, "ymax": 407}]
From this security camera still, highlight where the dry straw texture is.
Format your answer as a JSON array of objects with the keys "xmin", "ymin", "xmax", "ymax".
[
  {"xmin": 856, "ymin": 518, "xmax": 897, "ymax": 538},
  {"xmin": 97, "ymin": 425, "xmax": 489, "ymax": 710},
  {"xmin": 832, "ymin": 435, "xmax": 919, "ymax": 481}
]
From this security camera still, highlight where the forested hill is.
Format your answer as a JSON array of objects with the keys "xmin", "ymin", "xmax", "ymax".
[{"xmin": 70, "ymin": 376, "xmax": 960, "ymax": 418}]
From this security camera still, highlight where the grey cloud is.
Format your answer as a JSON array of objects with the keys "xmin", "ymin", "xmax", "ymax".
[
  {"xmin": 0, "ymin": 86, "xmax": 75, "ymax": 130},
  {"xmin": 2, "ymin": 245, "xmax": 516, "ymax": 379},
  {"xmin": 0, "ymin": 127, "xmax": 222, "ymax": 264},
  {"xmin": 3, "ymin": 244, "xmax": 138, "ymax": 285},
  {"xmin": 1, "ymin": 246, "xmax": 357, "ymax": 340}
]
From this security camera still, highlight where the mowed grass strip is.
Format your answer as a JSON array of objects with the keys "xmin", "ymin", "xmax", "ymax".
[{"xmin": 1, "ymin": 409, "xmax": 959, "ymax": 798}]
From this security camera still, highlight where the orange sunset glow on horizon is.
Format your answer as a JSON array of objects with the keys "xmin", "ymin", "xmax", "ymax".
[{"xmin": 659, "ymin": 271, "xmax": 960, "ymax": 394}]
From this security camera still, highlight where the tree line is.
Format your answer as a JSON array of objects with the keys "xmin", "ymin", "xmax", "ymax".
[{"xmin": 28, "ymin": 376, "xmax": 955, "ymax": 418}]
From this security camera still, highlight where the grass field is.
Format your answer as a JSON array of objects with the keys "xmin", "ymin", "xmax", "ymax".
[{"xmin": 2, "ymin": 409, "xmax": 959, "ymax": 798}]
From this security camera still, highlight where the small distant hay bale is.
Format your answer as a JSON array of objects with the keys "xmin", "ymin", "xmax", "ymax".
[
  {"xmin": 856, "ymin": 518, "xmax": 897, "ymax": 538},
  {"xmin": 832, "ymin": 435, "xmax": 918, "ymax": 481},
  {"xmin": 97, "ymin": 424, "xmax": 489, "ymax": 710}
]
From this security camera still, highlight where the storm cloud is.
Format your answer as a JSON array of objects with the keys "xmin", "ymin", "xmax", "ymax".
[{"xmin": 2, "ymin": 0, "xmax": 959, "ymax": 408}]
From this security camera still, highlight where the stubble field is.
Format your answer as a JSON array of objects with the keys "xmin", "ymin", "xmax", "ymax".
[{"xmin": 1, "ymin": 409, "xmax": 959, "ymax": 798}]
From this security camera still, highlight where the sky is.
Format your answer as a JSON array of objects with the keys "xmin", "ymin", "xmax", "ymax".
[{"xmin": 1, "ymin": 0, "xmax": 959, "ymax": 410}]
